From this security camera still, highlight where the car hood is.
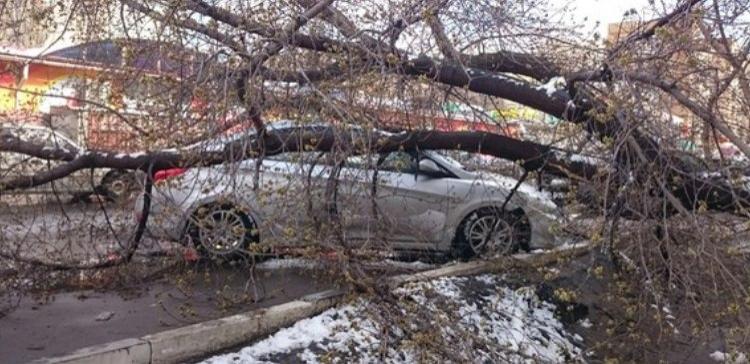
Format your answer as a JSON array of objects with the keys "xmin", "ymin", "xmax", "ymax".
[{"xmin": 472, "ymin": 172, "xmax": 560, "ymax": 213}]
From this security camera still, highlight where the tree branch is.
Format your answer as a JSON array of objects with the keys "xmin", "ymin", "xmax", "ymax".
[
  {"xmin": 624, "ymin": 71, "xmax": 750, "ymax": 159},
  {"xmin": 121, "ymin": 0, "xmax": 248, "ymax": 56},
  {"xmin": 1, "ymin": 127, "xmax": 594, "ymax": 191},
  {"xmin": 182, "ymin": 0, "xmax": 345, "ymax": 52},
  {"xmin": 425, "ymin": 10, "xmax": 462, "ymax": 64}
]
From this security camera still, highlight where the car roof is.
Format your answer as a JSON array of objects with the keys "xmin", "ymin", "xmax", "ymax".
[{"xmin": 0, "ymin": 123, "xmax": 80, "ymax": 148}]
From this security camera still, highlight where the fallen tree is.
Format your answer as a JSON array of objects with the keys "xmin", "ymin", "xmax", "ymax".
[
  {"xmin": 4, "ymin": 0, "xmax": 747, "ymax": 215},
  {"xmin": 2, "ymin": 1, "xmax": 750, "ymax": 359},
  {"xmin": 3, "ymin": 124, "xmax": 748, "ymax": 215}
]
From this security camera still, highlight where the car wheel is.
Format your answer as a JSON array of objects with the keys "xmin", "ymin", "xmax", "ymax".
[
  {"xmin": 187, "ymin": 204, "xmax": 260, "ymax": 260},
  {"xmin": 454, "ymin": 207, "xmax": 531, "ymax": 260},
  {"xmin": 100, "ymin": 170, "xmax": 134, "ymax": 201}
]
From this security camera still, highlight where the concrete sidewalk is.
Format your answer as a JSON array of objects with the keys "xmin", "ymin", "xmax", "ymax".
[{"xmin": 0, "ymin": 265, "xmax": 334, "ymax": 364}]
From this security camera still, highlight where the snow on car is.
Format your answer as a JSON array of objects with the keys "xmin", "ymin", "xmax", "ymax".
[{"xmin": 135, "ymin": 124, "xmax": 564, "ymax": 259}]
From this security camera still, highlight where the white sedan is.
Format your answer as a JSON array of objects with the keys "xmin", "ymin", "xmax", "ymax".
[{"xmin": 136, "ymin": 133, "xmax": 561, "ymax": 259}]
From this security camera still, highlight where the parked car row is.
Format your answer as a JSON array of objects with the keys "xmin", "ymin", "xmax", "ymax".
[
  {"xmin": 1, "ymin": 121, "xmax": 566, "ymax": 260},
  {"xmin": 0, "ymin": 123, "xmax": 137, "ymax": 201}
]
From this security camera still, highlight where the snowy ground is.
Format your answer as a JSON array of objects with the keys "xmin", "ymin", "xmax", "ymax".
[
  {"xmin": 255, "ymin": 257, "xmax": 435, "ymax": 272},
  {"xmin": 199, "ymin": 274, "xmax": 584, "ymax": 364}
]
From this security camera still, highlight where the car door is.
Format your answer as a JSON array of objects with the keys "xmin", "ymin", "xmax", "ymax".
[
  {"xmin": 336, "ymin": 154, "xmax": 380, "ymax": 244},
  {"xmin": 375, "ymin": 152, "xmax": 452, "ymax": 248},
  {"xmin": 240, "ymin": 152, "xmax": 330, "ymax": 246},
  {"xmin": 339, "ymin": 151, "xmax": 451, "ymax": 249}
]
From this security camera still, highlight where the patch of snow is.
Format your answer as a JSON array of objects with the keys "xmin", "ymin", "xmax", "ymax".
[
  {"xmin": 709, "ymin": 351, "xmax": 748, "ymax": 363},
  {"xmin": 95, "ymin": 311, "xmax": 115, "ymax": 321},
  {"xmin": 537, "ymin": 77, "xmax": 567, "ymax": 97},
  {"xmin": 549, "ymin": 178, "xmax": 568, "ymax": 187},
  {"xmin": 378, "ymin": 259, "xmax": 435, "ymax": 270},
  {"xmin": 568, "ymin": 153, "xmax": 602, "ymax": 165},
  {"xmin": 255, "ymin": 258, "xmax": 320, "ymax": 270},
  {"xmin": 712, "ymin": 351, "xmax": 728, "ymax": 362},
  {"xmin": 556, "ymin": 241, "xmax": 590, "ymax": 251},
  {"xmin": 579, "ymin": 318, "xmax": 593, "ymax": 328},
  {"xmin": 199, "ymin": 275, "xmax": 583, "ymax": 363},
  {"xmin": 489, "ymin": 73, "xmax": 527, "ymax": 88},
  {"xmin": 254, "ymin": 258, "xmax": 434, "ymax": 272},
  {"xmin": 478, "ymin": 172, "xmax": 557, "ymax": 209},
  {"xmin": 700, "ymin": 172, "xmax": 722, "ymax": 178}
]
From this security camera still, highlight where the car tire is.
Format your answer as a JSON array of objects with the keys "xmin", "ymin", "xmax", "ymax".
[
  {"xmin": 186, "ymin": 204, "xmax": 261, "ymax": 261},
  {"xmin": 453, "ymin": 207, "xmax": 531, "ymax": 260},
  {"xmin": 100, "ymin": 170, "xmax": 135, "ymax": 202}
]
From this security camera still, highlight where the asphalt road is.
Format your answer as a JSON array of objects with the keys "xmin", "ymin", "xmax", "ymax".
[
  {"xmin": 0, "ymin": 200, "xmax": 434, "ymax": 363},
  {"xmin": 0, "ymin": 264, "xmax": 335, "ymax": 364},
  {"xmin": 0, "ymin": 199, "xmax": 164, "ymax": 266}
]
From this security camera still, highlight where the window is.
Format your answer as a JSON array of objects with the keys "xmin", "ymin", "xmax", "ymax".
[
  {"xmin": 378, "ymin": 151, "xmax": 416, "ymax": 173},
  {"xmin": 47, "ymin": 41, "xmax": 122, "ymax": 66},
  {"xmin": 6, "ymin": 127, "xmax": 78, "ymax": 153},
  {"xmin": 265, "ymin": 151, "xmax": 329, "ymax": 165},
  {"xmin": 344, "ymin": 154, "xmax": 379, "ymax": 170},
  {"xmin": 48, "ymin": 132, "xmax": 78, "ymax": 152}
]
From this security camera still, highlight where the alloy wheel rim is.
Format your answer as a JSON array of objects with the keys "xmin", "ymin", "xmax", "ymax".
[
  {"xmin": 109, "ymin": 180, "xmax": 126, "ymax": 195},
  {"xmin": 467, "ymin": 215, "xmax": 514, "ymax": 255},
  {"xmin": 198, "ymin": 210, "xmax": 246, "ymax": 255}
]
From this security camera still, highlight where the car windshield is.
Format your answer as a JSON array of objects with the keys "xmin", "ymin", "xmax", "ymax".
[
  {"xmin": 427, "ymin": 150, "xmax": 468, "ymax": 172},
  {"xmin": 2, "ymin": 126, "xmax": 79, "ymax": 153}
]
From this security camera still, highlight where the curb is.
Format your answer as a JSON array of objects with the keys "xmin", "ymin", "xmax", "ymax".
[
  {"xmin": 31, "ymin": 289, "xmax": 345, "ymax": 364},
  {"xmin": 33, "ymin": 245, "xmax": 590, "ymax": 364},
  {"xmin": 30, "ymin": 338, "xmax": 151, "ymax": 364},
  {"xmin": 387, "ymin": 242, "xmax": 591, "ymax": 287},
  {"xmin": 387, "ymin": 259, "xmax": 491, "ymax": 287}
]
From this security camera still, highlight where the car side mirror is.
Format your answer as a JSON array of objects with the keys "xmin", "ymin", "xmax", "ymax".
[{"xmin": 418, "ymin": 159, "xmax": 443, "ymax": 177}]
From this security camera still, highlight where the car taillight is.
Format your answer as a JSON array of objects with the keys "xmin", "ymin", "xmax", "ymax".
[{"xmin": 154, "ymin": 168, "xmax": 187, "ymax": 182}]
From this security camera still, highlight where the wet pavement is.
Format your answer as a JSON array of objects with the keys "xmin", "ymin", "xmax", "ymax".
[
  {"xmin": 0, "ymin": 200, "xmax": 336, "ymax": 363},
  {"xmin": 0, "ymin": 264, "xmax": 335, "ymax": 364},
  {"xmin": 0, "ymin": 200, "xmax": 139, "ymax": 264},
  {"xmin": 0, "ymin": 200, "xmax": 434, "ymax": 363}
]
